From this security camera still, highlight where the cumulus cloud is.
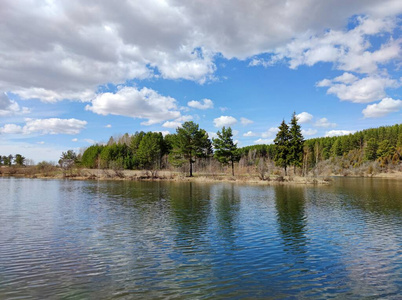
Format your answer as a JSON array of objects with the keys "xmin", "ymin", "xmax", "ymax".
[
  {"xmin": 85, "ymin": 87, "xmax": 181, "ymax": 125},
  {"xmin": 254, "ymin": 138, "xmax": 273, "ymax": 145},
  {"xmin": 240, "ymin": 117, "xmax": 254, "ymax": 125},
  {"xmin": 317, "ymin": 75, "xmax": 398, "ymax": 103},
  {"xmin": 325, "ymin": 130, "xmax": 355, "ymax": 137},
  {"xmin": 213, "ymin": 116, "xmax": 237, "ymax": 128},
  {"xmin": 302, "ymin": 128, "xmax": 318, "ymax": 136},
  {"xmin": 362, "ymin": 97, "xmax": 402, "ymax": 118},
  {"xmin": 0, "ymin": 118, "xmax": 87, "ymax": 135},
  {"xmin": 105, "ymin": 124, "xmax": 112, "ymax": 128},
  {"xmin": 72, "ymin": 138, "xmax": 78, "ymax": 142},
  {"xmin": 315, "ymin": 118, "xmax": 337, "ymax": 128},
  {"xmin": 187, "ymin": 98, "xmax": 214, "ymax": 110},
  {"xmin": 296, "ymin": 112, "xmax": 313, "ymax": 123},
  {"xmin": 0, "ymin": 92, "xmax": 30, "ymax": 116},
  {"xmin": 265, "ymin": 16, "xmax": 400, "ymax": 73},
  {"xmin": 243, "ymin": 131, "xmax": 257, "ymax": 137},
  {"xmin": 162, "ymin": 115, "xmax": 193, "ymax": 128},
  {"xmin": 1, "ymin": 1, "xmax": 401, "ymax": 103},
  {"xmin": 262, "ymin": 127, "xmax": 279, "ymax": 138}
]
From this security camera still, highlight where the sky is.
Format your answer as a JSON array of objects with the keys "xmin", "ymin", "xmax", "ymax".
[{"xmin": 0, "ymin": 0, "xmax": 401, "ymax": 163}]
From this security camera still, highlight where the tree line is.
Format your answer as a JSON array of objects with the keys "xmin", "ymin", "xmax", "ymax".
[
  {"xmin": 4, "ymin": 115, "xmax": 400, "ymax": 178},
  {"xmin": 76, "ymin": 112, "xmax": 307, "ymax": 176},
  {"xmin": 0, "ymin": 154, "xmax": 25, "ymax": 166},
  {"xmin": 67, "ymin": 116, "xmax": 402, "ymax": 177}
]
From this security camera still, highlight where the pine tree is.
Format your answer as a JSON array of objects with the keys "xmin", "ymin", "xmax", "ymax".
[
  {"xmin": 172, "ymin": 121, "xmax": 212, "ymax": 177},
  {"xmin": 212, "ymin": 127, "xmax": 240, "ymax": 176},
  {"xmin": 274, "ymin": 120, "xmax": 291, "ymax": 175},
  {"xmin": 289, "ymin": 112, "xmax": 304, "ymax": 174}
]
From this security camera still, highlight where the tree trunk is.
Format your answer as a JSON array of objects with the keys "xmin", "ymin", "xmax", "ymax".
[
  {"xmin": 231, "ymin": 160, "xmax": 234, "ymax": 176},
  {"xmin": 284, "ymin": 166, "xmax": 287, "ymax": 176},
  {"xmin": 189, "ymin": 159, "xmax": 193, "ymax": 177}
]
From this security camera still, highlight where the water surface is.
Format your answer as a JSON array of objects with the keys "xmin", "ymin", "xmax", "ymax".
[{"xmin": 0, "ymin": 177, "xmax": 401, "ymax": 299}]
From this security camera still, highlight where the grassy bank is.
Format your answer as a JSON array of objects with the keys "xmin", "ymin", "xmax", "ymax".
[
  {"xmin": 0, "ymin": 165, "xmax": 336, "ymax": 185},
  {"xmin": 3, "ymin": 165, "xmax": 402, "ymax": 185}
]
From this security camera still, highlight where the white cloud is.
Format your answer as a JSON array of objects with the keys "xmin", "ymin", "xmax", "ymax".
[
  {"xmin": 162, "ymin": 121, "xmax": 182, "ymax": 129},
  {"xmin": 333, "ymin": 72, "xmax": 359, "ymax": 84},
  {"xmin": 15, "ymin": 88, "xmax": 95, "ymax": 103},
  {"xmin": 105, "ymin": 124, "xmax": 112, "ymax": 128},
  {"xmin": 72, "ymin": 138, "xmax": 78, "ymax": 142},
  {"xmin": 0, "ymin": 124, "xmax": 23, "ymax": 134},
  {"xmin": 162, "ymin": 115, "xmax": 193, "ymax": 128},
  {"xmin": 325, "ymin": 130, "xmax": 355, "ymax": 137},
  {"xmin": 208, "ymin": 131, "xmax": 218, "ymax": 139},
  {"xmin": 314, "ymin": 118, "xmax": 337, "ymax": 128},
  {"xmin": 84, "ymin": 139, "xmax": 97, "ymax": 144},
  {"xmin": 266, "ymin": 16, "xmax": 400, "ymax": 73},
  {"xmin": 213, "ymin": 116, "xmax": 237, "ymax": 128},
  {"xmin": 296, "ymin": 112, "xmax": 313, "ymax": 123},
  {"xmin": 0, "ymin": 92, "xmax": 30, "ymax": 116},
  {"xmin": 187, "ymin": 98, "xmax": 214, "ymax": 110},
  {"xmin": 254, "ymin": 138, "xmax": 273, "ymax": 145},
  {"xmin": 362, "ymin": 97, "xmax": 402, "ymax": 118},
  {"xmin": 0, "ymin": 118, "xmax": 87, "ymax": 135},
  {"xmin": 1, "ymin": 1, "xmax": 401, "ymax": 104},
  {"xmin": 319, "ymin": 75, "xmax": 398, "ymax": 103},
  {"xmin": 154, "ymin": 130, "xmax": 170, "ymax": 136},
  {"xmin": 219, "ymin": 107, "xmax": 228, "ymax": 112},
  {"xmin": 262, "ymin": 127, "xmax": 279, "ymax": 138},
  {"xmin": 243, "ymin": 131, "xmax": 257, "ymax": 137},
  {"xmin": 302, "ymin": 128, "xmax": 318, "ymax": 136},
  {"xmin": 86, "ymin": 87, "xmax": 181, "ymax": 125},
  {"xmin": 240, "ymin": 117, "xmax": 253, "ymax": 125}
]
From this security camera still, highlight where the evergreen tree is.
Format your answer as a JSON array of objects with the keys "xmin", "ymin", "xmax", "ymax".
[
  {"xmin": 274, "ymin": 120, "xmax": 291, "ymax": 175},
  {"xmin": 137, "ymin": 132, "xmax": 164, "ymax": 169},
  {"xmin": 212, "ymin": 127, "xmax": 240, "ymax": 176},
  {"xmin": 14, "ymin": 154, "xmax": 25, "ymax": 166},
  {"xmin": 289, "ymin": 112, "xmax": 304, "ymax": 174},
  {"xmin": 364, "ymin": 138, "xmax": 378, "ymax": 161},
  {"xmin": 172, "ymin": 121, "xmax": 211, "ymax": 177},
  {"xmin": 81, "ymin": 145, "xmax": 103, "ymax": 168}
]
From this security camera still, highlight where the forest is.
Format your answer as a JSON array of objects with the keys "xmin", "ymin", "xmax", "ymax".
[
  {"xmin": 2, "ymin": 118, "xmax": 402, "ymax": 178},
  {"xmin": 67, "ymin": 117, "xmax": 402, "ymax": 177}
]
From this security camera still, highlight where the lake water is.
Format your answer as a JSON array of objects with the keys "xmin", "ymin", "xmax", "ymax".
[{"xmin": 0, "ymin": 177, "xmax": 401, "ymax": 299}]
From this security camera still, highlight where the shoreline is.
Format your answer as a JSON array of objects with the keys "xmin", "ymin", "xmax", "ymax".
[{"xmin": 2, "ymin": 166, "xmax": 402, "ymax": 185}]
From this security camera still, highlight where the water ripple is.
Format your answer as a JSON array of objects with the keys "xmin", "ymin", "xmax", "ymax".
[{"xmin": 0, "ymin": 178, "xmax": 401, "ymax": 299}]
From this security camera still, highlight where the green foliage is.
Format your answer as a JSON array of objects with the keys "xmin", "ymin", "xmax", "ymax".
[
  {"xmin": 137, "ymin": 132, "xmax": 164, "ymax": 169},
  {"xmin": 288, "ymin": 112, "xmax": 304, "ymax": 171},
  {"xmin": 14, "ymin": 154, "xmax": 25, "ymax": 166},
  {"xmin": 274, "ymin": 120, "xmax": 291, "ymax": 175},
  {"xmin": 81, "ymin": 145, "xmax": 104, "ymax": 168},
  {"xmin": 60, "ymin": 150, "xmax": 78, "ymax": 161},
  {"xmin": 377, "ymin": 140, "xmax": 395, "ymax": 158},
  {"xmin": 172, "ymin": 121, "xmax": 212, "ymax": 176},
  {"xmin": 212, "ymin": 127, "xmax": 240, "ymax": 176},
  {"xmin": 365, "ymin": 138, "xmax": 378, "ymax": 161}
]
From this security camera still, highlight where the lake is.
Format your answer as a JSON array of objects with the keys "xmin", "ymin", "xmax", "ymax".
[{"xmin": 0, "ymin": 177, "xmax": 401, "ymax": 299}]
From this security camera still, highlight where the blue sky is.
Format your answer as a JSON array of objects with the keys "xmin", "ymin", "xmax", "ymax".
[{"xmin": 0, "ymin": 1, "xmax": 401, "ymax": 163}]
